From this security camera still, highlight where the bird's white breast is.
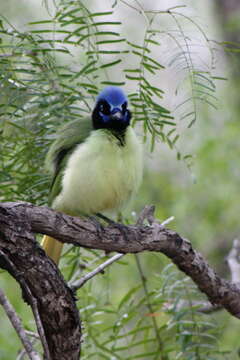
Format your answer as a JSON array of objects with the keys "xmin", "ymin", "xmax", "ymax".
[{"xmin": 53, "ymin": 127, "xmax": 143, "ymax": 216}]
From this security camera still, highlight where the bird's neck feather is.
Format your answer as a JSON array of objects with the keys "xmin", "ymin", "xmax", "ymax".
[{"xmin": 109, "ymin": 128, "xmax": 126, "ymax": 146}]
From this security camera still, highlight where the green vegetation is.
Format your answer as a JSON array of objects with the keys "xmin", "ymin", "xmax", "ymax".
[{"xmin": 0, "ymin": 0, "xmax": 240, "ymax": 359}]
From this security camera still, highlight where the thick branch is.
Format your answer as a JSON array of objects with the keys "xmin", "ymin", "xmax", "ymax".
[
  {"xmin": 1, "ymin": 201, "xmax": 240, "ymax": 322},
  {"xmin": 0, "ymin": 202, "xmax": 81, "ymax": 360}
]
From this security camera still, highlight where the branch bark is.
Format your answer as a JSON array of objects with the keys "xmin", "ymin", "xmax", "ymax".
[
  {"xmin": 0, "ymin": 202, "xmax": 81, "ymax": 360},
  {"xmin": 0, "ymin": 201, "xmax": 240, "ymax": 360}
]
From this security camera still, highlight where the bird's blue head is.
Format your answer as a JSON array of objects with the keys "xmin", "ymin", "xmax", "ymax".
[{"xmin": 92, "ymin": 86, "xmax": 131, "ymax": 132}]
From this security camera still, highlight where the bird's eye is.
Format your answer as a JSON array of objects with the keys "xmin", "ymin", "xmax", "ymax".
[
  {"xmin": 99, "ymin": 101, "xmax": 110, "ymax": 115},
  {"xmin": 121, "ymin": 102, "xmax": 127, "ymax": 113}
]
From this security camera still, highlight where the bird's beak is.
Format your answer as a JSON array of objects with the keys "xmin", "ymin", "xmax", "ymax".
[{"xmin": 110, "ymin": 110, "xmax": 122, "ymax": 121}]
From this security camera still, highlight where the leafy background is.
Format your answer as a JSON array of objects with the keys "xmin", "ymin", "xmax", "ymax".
[{"xmin": 0, "ymin": 0, "xmax": 240, "ymax": 359}]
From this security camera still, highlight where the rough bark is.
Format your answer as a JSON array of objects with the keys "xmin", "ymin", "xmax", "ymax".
[
  {"xmin": 0, "ymin": 201, "xmax": 240, "ymax": 324},
  {"xmin": 0, "ymin": 202, "xmax": 81, "ymax": 360}
]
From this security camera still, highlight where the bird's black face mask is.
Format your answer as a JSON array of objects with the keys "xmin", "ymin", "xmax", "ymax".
[{"xmin": 92, "ymin": 99, "xmax": 131, "ymax": 132}]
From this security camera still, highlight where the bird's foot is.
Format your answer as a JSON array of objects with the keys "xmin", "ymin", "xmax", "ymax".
[
  {"xmin": 87, "ymin": 216, "xmax": 105, "ymax": 237},
  {"xmin": 111, "ymin": 222, "xmax": 129, "ymax": 242},
  {"xmin": 96, "ymin": 213, "xmax": 129, "ymax": 241}
]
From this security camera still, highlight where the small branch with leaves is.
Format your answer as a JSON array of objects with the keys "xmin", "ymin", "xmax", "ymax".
[{"xmin": 0, "ymin": 201, "xmax": 240, "ymax": 360}]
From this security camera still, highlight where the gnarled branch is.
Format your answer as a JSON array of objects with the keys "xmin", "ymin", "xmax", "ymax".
[
  {"xmin": 0, "ymin": 202, "xmax": 81, "ymax": 360},
  {"xmin": 0, "ymin": 201, "xmax": 240, "ymax": 360}
]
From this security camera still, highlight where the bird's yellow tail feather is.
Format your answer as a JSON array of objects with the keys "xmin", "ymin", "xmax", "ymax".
[{"xmin": 41, "ymin": 235, "xmax": 63, "ymax": 265}]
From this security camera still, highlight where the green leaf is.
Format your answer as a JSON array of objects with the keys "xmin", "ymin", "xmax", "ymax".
[
  {"xmin": 118, "ymin": 285, "xmax": 141, "ymax": 310},
  {"xmin": 100, "ymin": 59, "xmax": 122, "ymax": 69},
  {"xmin": 101, "ymin": 81, "xmax": 125, "ymax": 86}
]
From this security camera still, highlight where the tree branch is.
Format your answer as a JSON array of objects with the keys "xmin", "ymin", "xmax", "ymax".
[
  {"xmin": 0, "ymin": 202, "xmax": 81, "ymax": 360},
  {"xmin": 1, "ymin": 201, "xmax": 240, "ymax": 327},
  {"xmin": 69, "ymin": 253, "xmax": 124, "ymax": 291},
  {"xmin": 196, "ymin": 238, "xmax": 240, "ymax": 314},
  {"xmin": 30, "ymin": 295, "xmax": 51, "ymax": 360},
  {"xmin": 0, "ymin": 287, "xmax": 41, "ymax": 360},
  {"xmin": 69, "ymin": 206, "xmax": 157, "ymax": 291},
  {"xmin": 226, "ymin": 238, "xmax": 240, "ymax": 284}
]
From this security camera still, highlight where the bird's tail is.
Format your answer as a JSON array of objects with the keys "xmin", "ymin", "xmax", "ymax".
[{"xmin": 41, "ymin": 235, "xmax": 63, "ymax": 265}]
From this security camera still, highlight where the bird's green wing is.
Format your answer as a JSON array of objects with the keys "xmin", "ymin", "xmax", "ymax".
[{"xmin": 46, "ymin": 117, "xmax": 93, "ymax": 206}]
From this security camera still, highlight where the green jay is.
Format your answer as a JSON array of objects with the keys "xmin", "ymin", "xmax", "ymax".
[{"xmin": 42, "ymin": 86, "xmax": 143, "ymax": 264}]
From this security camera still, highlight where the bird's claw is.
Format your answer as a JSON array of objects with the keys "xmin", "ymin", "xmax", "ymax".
[
  {"xmin": 95, "ymin": 213, "xmax": 129, "ymax": 241},
  {"xmin": 110, "ymin": 222, "xmax": 129, "ymax": 241},
  {"xmin": 88, "ymin": 216, "xmax": 105, "ymax": 237}
]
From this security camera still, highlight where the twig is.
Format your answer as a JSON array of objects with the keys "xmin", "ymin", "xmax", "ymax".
[
  {"xmin": 70, "ymin": 253, "xmax": 124, "ymax": 291},
  {"xmin": 161, "ymin": 216, "xmax": 175, "ymax": 227},
  {"xmin": 17, "ymin": 349, "xmax": 26, "ymax": 360},
  {"xmin": 25, "ymin": 331, "xmax": 40, "ymax": 340},
  {"xmin": 145, "ymin": 5, "xmax": 187, "ymax": 14},
  {"xmin": 17, "ymin": 339, "xmax": 38, "ymax": 360},
  {"xmin": 68, "ymin": 253, "xmax": 107, "ymax": 284},
  {"xmin": 119, "ymin": 0, "xmax": 141, "ymax": 13},
  {"xmin": 30, "ymin": 296, "xmax": 51, "ymax": 360},
  {"xmin": 196, "ymin": 303, "xmax": 222, "ymax": 314},
  {"xmin": 226, "ymin": 239, "xmax": 240, "ymax": 284},
  {"xmin": 0, "ymin": 287, "xmax": 41, "ymax": 360},
  {"xmin": 135, "ymin": 206, "xmax": 174, "ymax": 227},
  {"xmin": 17, "ymin": 332, "xmax": 39, "ymax": 360},
  {"xmin": 0, "ymin": 249, "xmax": 50, "ymax": 359},
  {"xmin": 135, "ymin": 205, "xmax": 155, "ymax": 225}
]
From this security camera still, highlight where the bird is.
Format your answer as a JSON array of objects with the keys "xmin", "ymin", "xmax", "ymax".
[{"xmin": 41, "ymin": 86, "xmax": 143, "ymax": 265}]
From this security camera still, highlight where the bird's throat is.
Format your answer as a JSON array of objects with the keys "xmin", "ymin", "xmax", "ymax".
[{"xmin": 110, "ymin": 128, "xmax": 126, "ymax": 146}]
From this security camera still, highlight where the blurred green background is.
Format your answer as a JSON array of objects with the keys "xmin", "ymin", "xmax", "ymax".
[{"xmin": 0, "ymin": 0, "xmax": 240, "ymax": 359}]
